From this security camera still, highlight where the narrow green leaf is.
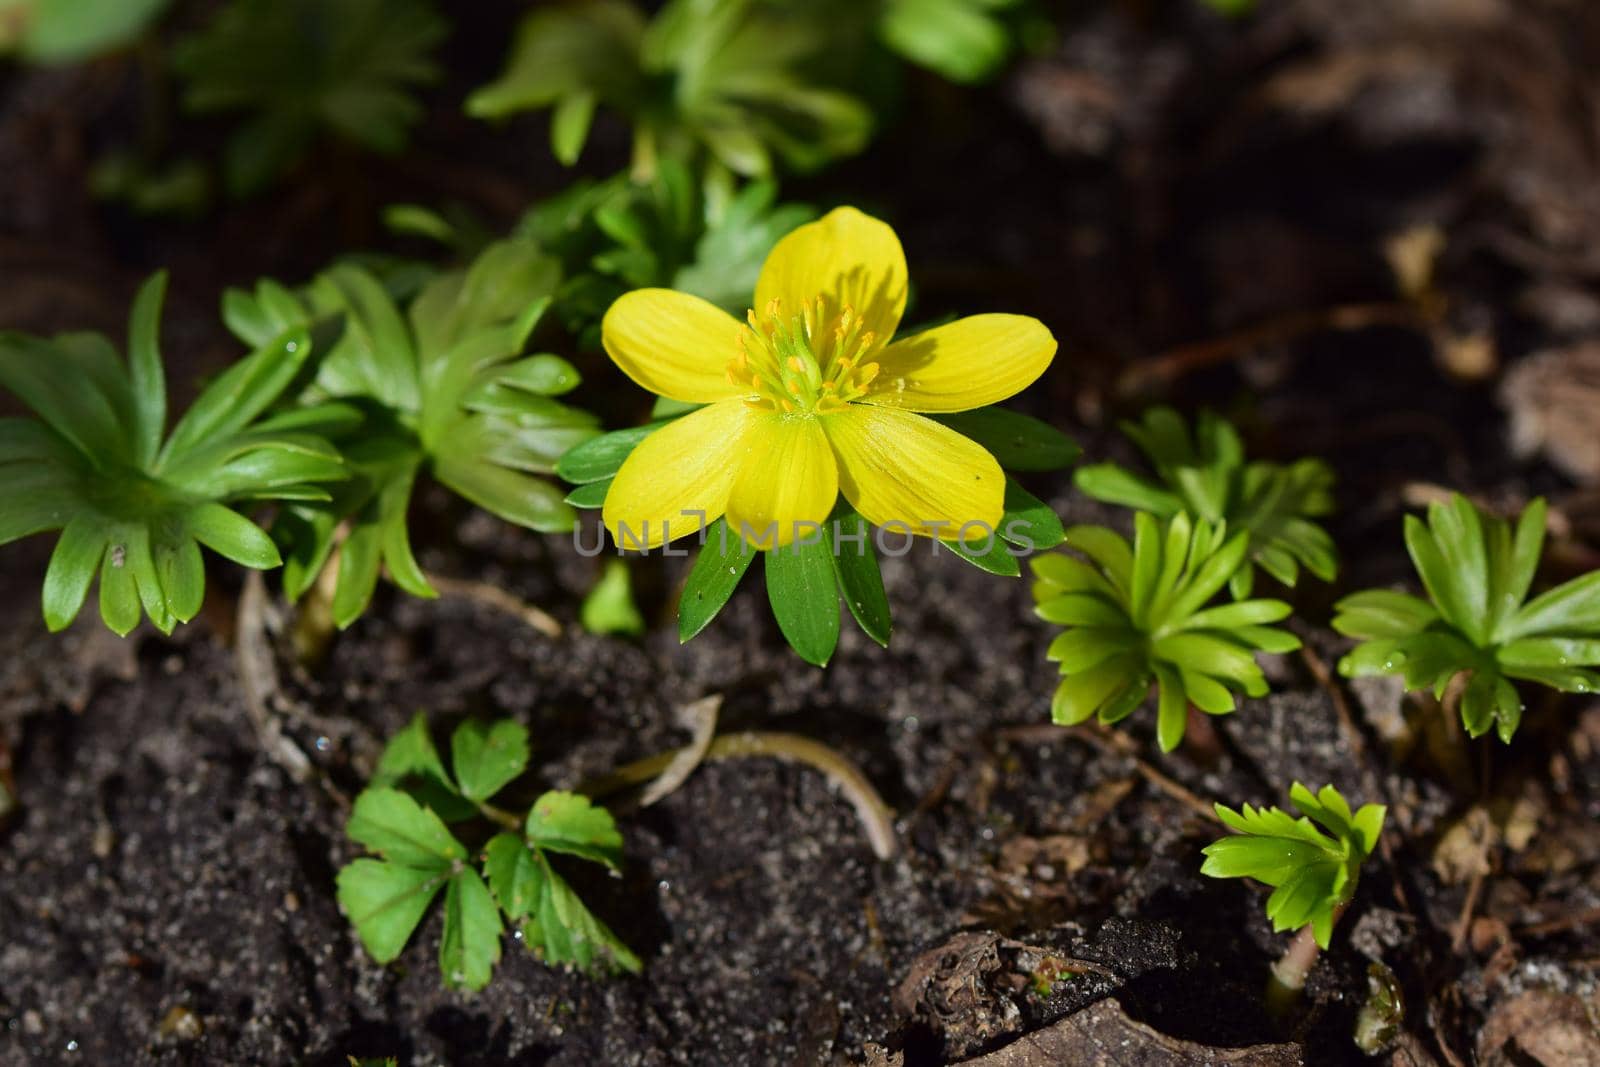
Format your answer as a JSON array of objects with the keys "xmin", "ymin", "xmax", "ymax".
[
  {"xmin": 931, "ymin": 408, "xmax": 1080, "ymax": 471},
  {"xmin": 187, "ymin": 502, "xmax": 281, "ymax": 569},
  {"xmin": 679, "ymin": 519, "xmax": 757, "ymax": 642},
  {"xmin": 333, "ymin": 523, "xmax": 383, "ymax": 629},
  {"xmin": 98, "ymin": 538, "xmax": 141, "ymax": 636},
  {"xmin": 829, "ymin": 505, "xmax": 890, "ymax": 647},
  {"xmin": 43, "ymin": 516, "xmax": 107, "ymax": 632},
  {"xmin": 126, "ymin": 271, "xmax": 169, "ymax": 468},
  {"xmin": 550, "ymin": 89, "xmax": 597, "ymax": 165},
  {"xmin": 764, "ymin": 538, "xmax": 840, "ymax": 667},
  {"xmin": 565, "ymin": 479, "xmax": 611, "ymax": 508},
  {"xmin": 555, "ymin": 422, "xmax": 666, "ymax": 484},
  {"xmin": 998, "ymin": 479, "xmax": 1065, "ymax": 550}
]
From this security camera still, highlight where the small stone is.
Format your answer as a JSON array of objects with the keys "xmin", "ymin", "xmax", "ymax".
[{"xmin": 157, "ymin": 1005, "xmax": 203, "ymax": 1043}]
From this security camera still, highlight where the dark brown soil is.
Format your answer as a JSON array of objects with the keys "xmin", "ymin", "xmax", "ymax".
[{"xmin": 4, "ymin": 2, "xmax": 1600, "ymax": 1065}]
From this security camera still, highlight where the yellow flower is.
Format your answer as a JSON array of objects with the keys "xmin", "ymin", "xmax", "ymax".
[{"xmin": 600, "ymin": 207, "xmax": 1057, "ymax": 549}]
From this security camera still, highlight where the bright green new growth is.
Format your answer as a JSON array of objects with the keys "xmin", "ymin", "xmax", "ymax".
[
  {"xmin": 468, "ymin": 0, "xmax": 872, "ymax": 182},
  {"xmin": 1030, "ymin": 512, "xmax": 1301, "ymax": 751},
  {"xmin": 1075, "ymin": 407, "xmax": 1338, "ymax": 598},
  {"xmin": 1333, "ymin": 494, "xmax": 1600, "ymax": 743},
  {"xmin": 337, "ymin": 714, "xmax": 641, "ymax": 991},
  {"xmin": 0, "ymin": 0, "xmax": 170, "ymax": 63},
  {"xmin": 877, "ymin": 0, "xmax": 1027, "ymax": 84},
  {"xmin": 1201, "ymin": 783, "xmax": 1385, "ymax": 949},
  {"xmin": 224, "ymin": 240, "xmax": 599, "ymax": 627},
  {"xmin": 518, "ymin": 160, "xmax": 817, "ymax": 346},
  {"xmin": 0, "ymin": 273, "xmax": 344, "ymax": 635},
  {"xmin": 173, "ymin": 0, "xmax": 446, "ymax": 197}
]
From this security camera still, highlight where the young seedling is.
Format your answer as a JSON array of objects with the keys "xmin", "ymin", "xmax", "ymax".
[
  {"xmin": 337, "ymin": 714, "xmax": 640, "ymax": 991},
  {"xmin": 173, "ymin": 0, "xmax": 447, "ymax": 196},
  {"xmin": 0, "ymin": 272, "xmax": 345, "ymax": 635},
  {"xmin": 224, "ymin": 239, "xmax": 600, "ymax": 627},
  {"xmin": 1075, "ymin": 407, "xmax": 1338, "ymax": 598},
  {"xmin": 1030, "ymin": 512, "xmax": 1301, "ymax": 750},
  {"xmin": 557, "ymin": 206, "xmax": 1072, "ymax": 665},
  {"xmin": 1333, "ymin": 494, "xmax": 1600, "ymax": 742},
  {"xmin": 468, "ymin": 0, "xmax": 872, "ymax": 185},
  {"xmin": 1201, "ymin": 783, "xmax": 1385, "ymax": 1012}
]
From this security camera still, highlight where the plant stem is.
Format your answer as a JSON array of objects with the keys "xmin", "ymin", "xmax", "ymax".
[
  {"xmin": 583, "ymin": 731, "xmax": 897, "ymax": 860},
  {"xmin": 1266, "ymin": 902, "xmax": 1347, "ymax": 1015}
]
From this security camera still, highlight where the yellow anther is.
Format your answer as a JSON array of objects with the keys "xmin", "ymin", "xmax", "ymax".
[
  {"xmin": 855, "ymin": 363, "xmax": 880, "ymax": 388},
  {"xmin": 787, "ymin": 356, "xmax": 805, "ymax": 374}
]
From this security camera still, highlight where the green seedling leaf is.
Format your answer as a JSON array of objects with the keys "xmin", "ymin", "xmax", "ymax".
[
  {"xmin": 440, "ymin": 868, "xmax": 502, "ymax": 991},
  {"xmin": 581, "ymin": 559, "xmax": 646, "ymax": 636},
  {"xmin": 1334, "ymin": 494, "xmax": 1600, "ymax": 743},
  {"xmin": 346, "ymin": 787, "xmax": 467, "ymax": 867},
  {"xmin": 1032, "ymin": 512, "xmax": 1299, "ymax": 750},
  {"xmin": 525, "ymin": 791, "xmax": 625, "ymax": 871},
  {"xmin": 1202, "ymin": 783, "xmax": 1385, "ymax": 949},
  {"xmin": 172, "ymin": 0, "xmax": 447, "ymax": 197},
  {"xmin": 450, "ymin": 720, "xmax": 531, "ymax": 804},
  {"xmin": 0, "ymin": 273, "xmax": 346, "ymax": 635},
  {"xmin": 336, "ymin": 858, "xmax": 451, "ymax": 963},
  {"xmin": 1075, "ymin": 407, "xmax": 1338, "ymax": 594}
]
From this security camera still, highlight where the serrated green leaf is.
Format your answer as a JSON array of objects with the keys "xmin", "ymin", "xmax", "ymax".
[
  {"xmin": 336, "ymin": 858, "xmax": 449, "ymax": 964},
  {"xmin": 346, "ymin": 787, "xmax": 466, "ymax": 868},
  {"xmin": 375, "ymin": 712, "xmax": 455, "ymax": 790},
  {"xmin": 525, "ymin": 791, "xmax": 624, "ymax": 870},
  {"xmin": 484, "ymin": 833, "xmax": 543, "ymax": 919},
  {"xmin": 439, "ymin": 868, "xmax": 502, "ymax": 991},
  {"xmin": 451, "ymin": 720, "xmax": 530, "ymax": 804}
]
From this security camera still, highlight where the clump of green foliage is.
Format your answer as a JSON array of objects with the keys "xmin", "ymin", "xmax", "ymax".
[
  {"xmin": 562, "ymin": 408, "xmax": 1077, "ymax": 666},
  {"xmin": 0, "ymin": 0, "xmax": 169, "ymax": 62},
  {"xmin": 519, "ymin": 161, "xmax": 817, "ymax": 345},
  {"xmin": 173, "ymin": 0, "xmax": 447, "ymax": 196},
  {"xmin": 1333, "ymin": 494, "xmax": 1600, "ymax": 743},
  {"xmin": 1075, "ymin": 407, "xmax": 1338, "ymax": 598},
  {"xmin": 338, "ymin": 714, "xmax": 640, "ymax": 991},
  {"xmin": 224, "ymin": 240, "xmax": 599, "ymax": 627},
  {"xmin": 468, "ymin": 0, "xmax": 873, "ymax": 186},
  {"xmin": 1201, "ymin": 783, "xmax": 1385, "ymax": 950},
  {"xmin": 1030, "ymin": 512, "xmax": 1301, "ymax": 750},
  {"xmin": 0, "ymin": 273, "xmax": 345, "ymax": 635}
]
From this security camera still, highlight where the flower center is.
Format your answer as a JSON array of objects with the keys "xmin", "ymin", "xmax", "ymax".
[{"xmin": 727, "ymin": 297, "xmax": 880, "ymax": 415}]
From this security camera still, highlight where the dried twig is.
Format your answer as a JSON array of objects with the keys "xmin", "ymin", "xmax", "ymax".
[
  {"xmin": 424, "ymin": 570, "xmax": 562, "ymax": 638},
  {"xmin": 998, "ymin": 723, "xmax": 1220, "ymax": 824},
  {"xmin": 583, "ymin": 730, "xmax": 897, "ymax": 860},
  {"xmin": 638, "ymin": 695, "xmax": 722, "ymax": 808}
]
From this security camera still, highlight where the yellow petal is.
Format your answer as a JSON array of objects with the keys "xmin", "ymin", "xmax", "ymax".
[
  {"xmin": 755, "ymin": 207, "xmax": 908, "ymax": 347},
  {"xmin": 601, "ymin": 288, "xmax": 745, "ymax": 404},
  {"xmin": 824, "ymin": 405, "xmax": 1004, "ymax": 538},
  {"xmin": 603, "ymin": 400, "xmax": 756, "ymax": 549},
  {"xmin": 863, "ymin": 314, "xmax": 1057, "ymax": 412},
  {"xmin": 725, "ymin": 416, "xmax": 839, "ymax": 549}
]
